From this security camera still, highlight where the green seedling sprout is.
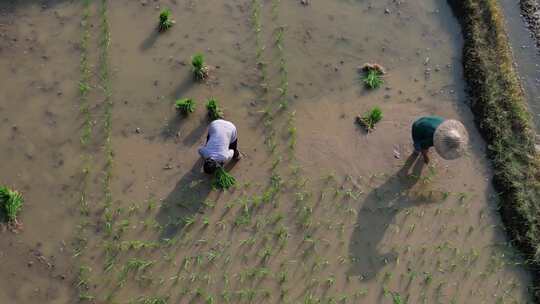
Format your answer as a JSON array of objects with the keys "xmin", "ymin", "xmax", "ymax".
[
  {"xmin": 356, "ymin": 106, "xmax": 383, "ymax": 132},
  {"xmin": 0, "ymin": 186, "xmax": 23, "ymax": 224},
  {"xmin": 158, "ymin": 9, "xmax": 174, "ymax": 32},
  {"xmin": 361, "ymin": 63, "xmax": 385, "ymax": 89},
  {"xmin": 192, "ymin": 53, "xmax": 209, "ymax": 81},
  {"xmin": 363, "ymin": 69, "xmax": 384, "ymax": 88},
  {"xmin": 213, "ymin": 167, "xmax": 236, "ymax": 190},
  {"xmin": 390, "ymin": 292, "xmax": 404, "ymax": 304},
  {"xmin": 175, "ymin": 98, "xmax": 196, "ymax": 115},
  {"xmin": 206, "ymin": 98, "xmax": 224, "ymax": 121}
]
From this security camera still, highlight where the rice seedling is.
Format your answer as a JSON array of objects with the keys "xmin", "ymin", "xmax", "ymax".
[
  {"xmin": 192, "ymin": 53, "xmax": 209, "ymax": 81},
  {"xmin": 221, "ymin": 291, "xmax": 232, "ymax": 303},
  {"xmin": 260, "ymin": 246, "xmax": 273, "ymax": 262},
  {"xmin": 326, "ymin": 275, "xmax": 336, "ymax": 287},
  {"xmin": 0, "ymin": 186, "xmax": 23, "ymax": 224},
  {"xmin": 212, "ymin": 167, "xmax": 236, "ymax": 190},
  {"xmin": 206, "ymin": 98, "xmax": 224, "ymax": 121},
  {"xmin": 360, "ymin": 63, "xmax": 385, "ymax": 89},
  {"xmin": 79, "ymin": 293, "xmax": 95, "ymax": 301},
  {"xmin": 424, "ymin": 272, "xmax": 433, "ymax": 285},
  {"xmin": 356, "ymin": 106, "xmax": 383, "ymax": 132},
  {"xmin": 175, "ymin": 98, "xmax": 196, "ymax": 115},
  {"xmin": 158, "ymin": 8, "xmax": 174, "ymax": 32},
  {"xmin": 118, "ymin": 258, "xmax": 155, "ymax": 287},
  {"xmin": 390, "ymin": 292, "xmax": 404, "ymax": 304}
]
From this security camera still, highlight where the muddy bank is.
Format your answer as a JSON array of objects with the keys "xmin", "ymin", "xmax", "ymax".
[{"xmin": 448, "ymin": 0, "xmax": 540, "ymax": 300}]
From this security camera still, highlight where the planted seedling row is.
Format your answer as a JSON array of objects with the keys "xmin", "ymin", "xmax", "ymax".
[
  {"xmin": 98, "ymin": 0, "xmax": 114, "ymax": 238},
  {"xmin": 75, "ymin": 0, "xmax": 96, "ymax": 300}
]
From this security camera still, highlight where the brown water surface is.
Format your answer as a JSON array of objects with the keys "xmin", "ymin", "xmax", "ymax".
[{"xmin": 0, "ymin": 0, "xmax": 533, "ymax": 303}]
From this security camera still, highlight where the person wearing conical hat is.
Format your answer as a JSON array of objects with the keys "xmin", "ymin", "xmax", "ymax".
[{"xmin": 412, "ymin": 116, "xmax": 469, "ymax": 164}]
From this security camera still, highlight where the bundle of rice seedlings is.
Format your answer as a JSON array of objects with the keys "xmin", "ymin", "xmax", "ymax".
[
  {"xmin": 206, "ymin": 98, "xmax": 223, "ymax": 120},
  {"xmin": 356, "ymin": 106, "xmax": 383, "ymax": 132},
  {"xmin": 213, "ymin": 167, "xmax": 236, "ymax": 190},
  {"xmin": 360, "ymin": 63, "xmax": 385, "ymax": 89},
  {"xmin": 158, "ymin": 8, "xmax": 175, "ymax": 32},
  {"xmin": 0, "ymin": 186, "xmax": 23, "ymax": 223},
  {"xmin": 192, "ymin": 53, "xmax": 209, "ymax": 81},
  {"xmin": 175, "ymin": 98, "xmax": 196, "ymax": 115}
]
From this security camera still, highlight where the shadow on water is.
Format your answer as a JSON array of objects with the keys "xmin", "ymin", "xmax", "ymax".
[
  {"xmin": 140, "ymin": 28, "xmax": 160, "ymax": 51},
  {"xmin": 160, "ymin": 113, "xmax": 185, "ymax": 139},
  {"xmin": 159, "ymin": 76, "xmax": 199, "ymax": 140},
  {"xmin": 182, "ymin": 117, "xmax": 209, "ymax": 146},
  {"xmin": 348, "ymin": 153, "xmax": 439, "ymax": 280},
  {"xmin": 156, "ymin": 157, "xmax": 240, "ymax": 240},
  {"xmin": 156, "ymin": 158, "xmax": 211, "ymax": 240},
  {"xmin": 160, "ymin": 114, "xmax": 208, "ymax": 147},
  {"xmin": 172, "ymin": 76, "xmax": 195, "ymax": 99}
]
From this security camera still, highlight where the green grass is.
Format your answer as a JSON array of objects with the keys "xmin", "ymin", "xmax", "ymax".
[
  {"xmin": 362, "ymin": 69, "xmax": 384, "ymax": 89},
  {"xmin": 192, "ymin": 53, "xmax": 209, "ymax": 81},
  {"xmin": 0, "ymin": 186, "xmax": 23, "ymax": 223},
  {"xmin": 158, "ymin": 8, "xmax": 174, "ymax": 32},
  {"xmin": 356, "ymin": 106, "xmax": 383, "ymax": 131},
  {"xmin": 206, "ymin": 97, "xmax": 223, "ymax": 120},
  {"xmin": 175, "ymin": 98, "xmax": 196, "ymax": 115},
  {"xmin": 213, "ymin": 167, "xmax": 237, "ymax": 190}
]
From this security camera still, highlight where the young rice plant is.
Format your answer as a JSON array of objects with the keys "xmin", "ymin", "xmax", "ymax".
[
  {"xmin": 175, "ymin": 98, "xmax": 196, "ymax": 115},
  {"xmin": 206, "ymin": 98, "xmax": 223, "ymax": 120},
  {"xmin": 213, "ymin": 167, "xmax": 236, "ymax": 190},
  {"xmin": 192, "ymin": 53, "xmax": 209, "ymax": 81},
  {"xmin": 0, "ymin": 186, "xmax": 23, "ymax": 223},
  {"xmin": 356, "ymin": 106, "xmax": 383, "ymax": 132},
  {"xmin": 361, "ymin": 63, "xmax": 385, "ymax": 89},
  {"xmin": 158, "ymin": 8, "xmax": 174, "ymax": 31}
]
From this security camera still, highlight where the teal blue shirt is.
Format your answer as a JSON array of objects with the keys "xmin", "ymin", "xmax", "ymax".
[{"xmin": 412, "ymin": 116, "xmax": 444, "ymax": 150}]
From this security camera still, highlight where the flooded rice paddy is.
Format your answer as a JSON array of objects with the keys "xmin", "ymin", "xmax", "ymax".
[{"xmin": 0, "ymin": 0, "xmax": 534, "ymax": 303}]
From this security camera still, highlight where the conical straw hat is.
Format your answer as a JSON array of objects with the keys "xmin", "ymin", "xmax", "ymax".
[{"xmin": 433, "ymin": 119, "xmax": 469, "ymax": 160}]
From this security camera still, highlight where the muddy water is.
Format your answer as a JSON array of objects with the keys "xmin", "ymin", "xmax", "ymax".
[
  {"xmin": 0, "ymin": 0, "xmax": 533, "ymax": 304},
  {"xmin": 0, "ymin": 2, "xmax": 85, "ymax": 303}
]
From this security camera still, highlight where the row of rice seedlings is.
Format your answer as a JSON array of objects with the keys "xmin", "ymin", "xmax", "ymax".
[
  {"xmin": 94, "ymin": 1, "xmax": 123, "ymax": 298},
  {"xmin": 274, "ymin": 24, "xmax": 289, "ymax": 110},
  {"xmin": 395, "ymin": 220, "xmax": 525, "ymax": 302},
  {"xmin": 251, "ymin": 0, "xmax": 267, "ymax": 90},
  {"xmin": 79, "ymin": 0, "xmax": 93, "ymax": 148},
  {"xmin": 99, "ymin": 0, "xmax": 114, "ymax": 237},
  {"xmin": 251, "ymin": 0, "xmax": 279, "ymax": 157},
  {"xmin": 75, "ymin": 0, "xmax": 94, "ymax": 300},
  {"xmin": 239, "ymin": 173, "xmax": 518, "ymax": 302},
  {"xmin": 117, "ymin": 258, "xmax": 155, "ymax": 288}
]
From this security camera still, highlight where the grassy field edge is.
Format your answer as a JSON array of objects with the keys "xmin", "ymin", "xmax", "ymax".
[{"xmin": 448, "ymin": 0, "xmax": 540, "ymax": 300}]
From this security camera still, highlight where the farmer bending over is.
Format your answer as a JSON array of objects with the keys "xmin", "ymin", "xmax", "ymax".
[
  {"xmin": 412, "ymin": 116, "xmax": 469, "ymax": 164},
  {"xmin": 199, "ymin": 119, "xmax": 241, "ymax": 174}
]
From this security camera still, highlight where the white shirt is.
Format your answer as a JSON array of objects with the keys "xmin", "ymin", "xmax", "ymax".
[{"xmin": 198, "ymin": 119, "xmax": 238, "ymax": 163}]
